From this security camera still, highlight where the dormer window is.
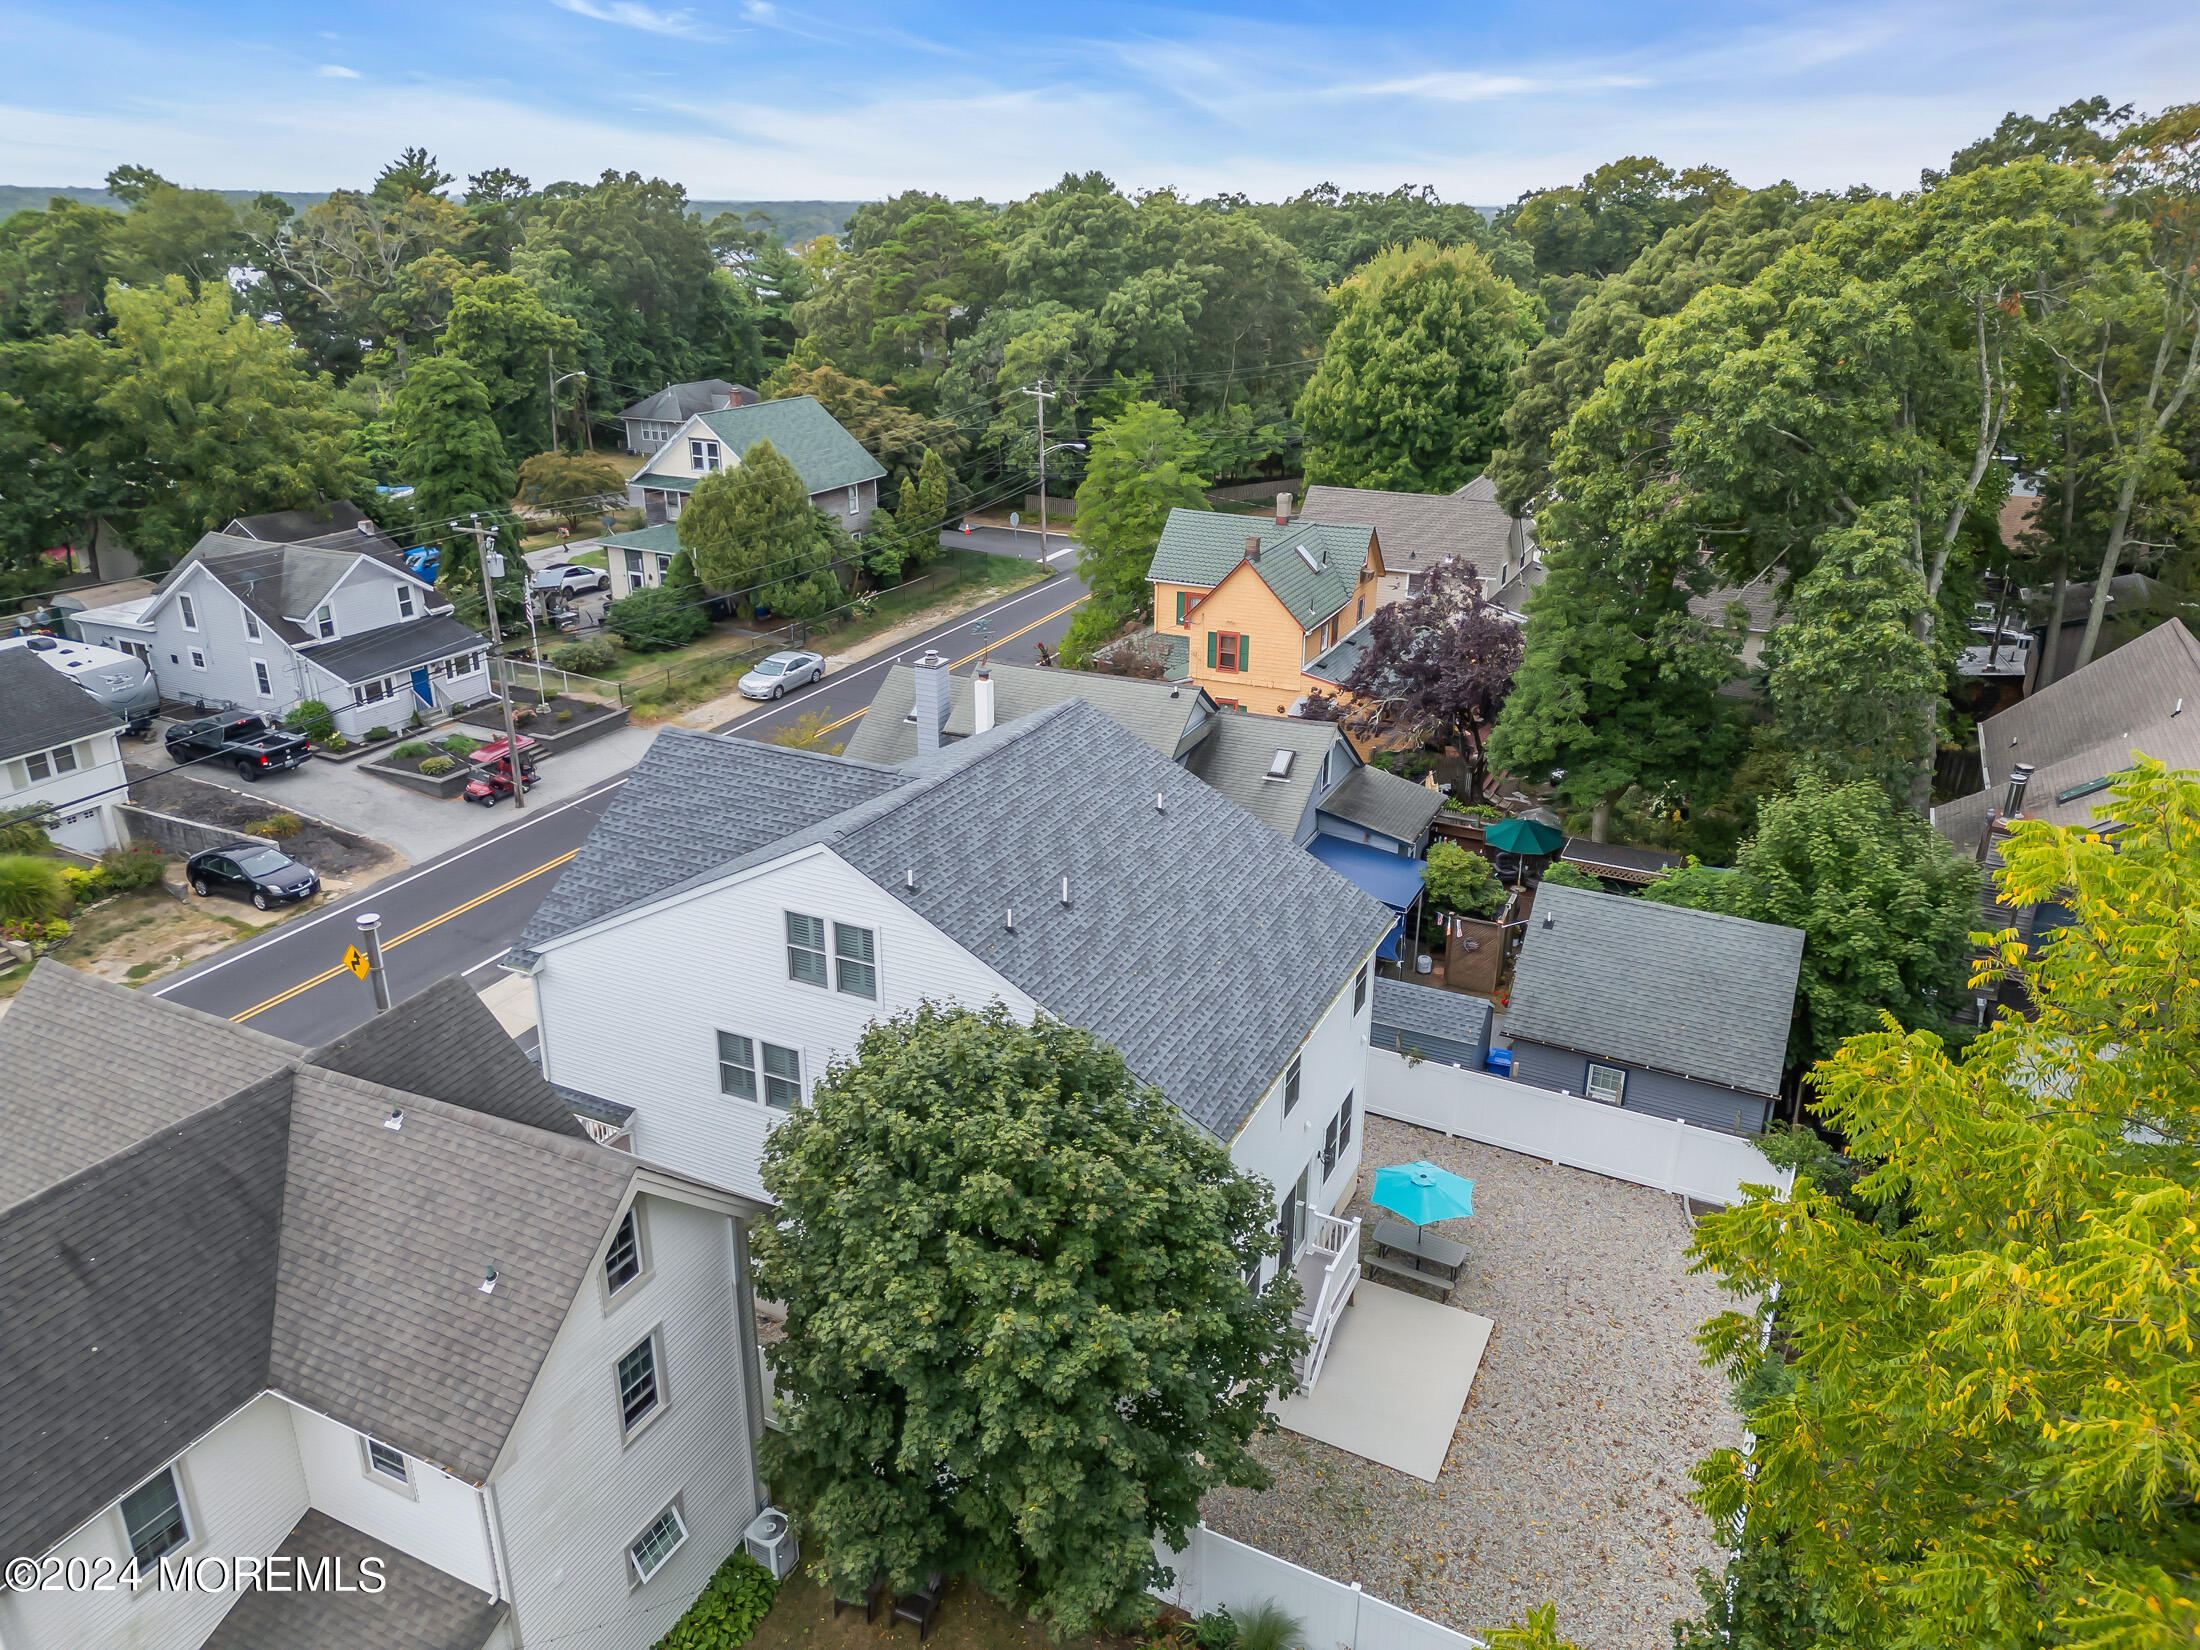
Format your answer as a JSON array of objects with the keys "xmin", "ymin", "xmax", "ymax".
[
  {"xmin": 397, "ymin": 584, "xmax": 415, "ymax": 620},
  {"xmin": 690, "ymin": 438, "xmax": 721, "ymax": 473},
  {"xmin": 315, "ymin": 606, "xmax": 336, "ymax": 639}
]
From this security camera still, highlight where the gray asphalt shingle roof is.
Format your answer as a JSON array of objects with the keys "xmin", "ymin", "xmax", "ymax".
[
  {"xmin": 1318, "ymin": 765, "xmax": 1444, "ymax": 845},
  {"xmin": 0, "ymin": 964, "xmax": 716, "ymax": 1566},
  {"xmin": 160, "ymin": 533, "xmax": 424, "ymax": 647},
  {"xmin": 0, "ymin": 647, "xmax": 126, "ymax": 767},
  {"xmin": 1371, "ymin": 975, "xmax": 1493, "ymax": 1048},
  {"xmin": 1978, "ymin": 617, "xmax": 2200, "ymax": 782},
  {"xmin": 225, "ymin": 501, "xmax": 409, "ymax": 563},
  {"xmin": 621, "ymin": 379, "xmax": 749, "ymax": 424},
  {"xmin": 637, "ymin": 395, "xmax": 886, "ymax": 498},
  {"xmin": 842, "ymin": 662, "xmax": 1216, "ymax": 766},
  {"xmin": 202, "ymin": 1509, "xmax": 508, "ymax": 1650},
  {"xmin": 303, "ymin": 614, "xmax": 486, "ymax": 685},
  {"xmin": 525, "ymin": 703, "xmax": 1396, "ymax": 1139},
  {"xmin": 1180, "ymin": 711, "xmax": 1344, "ymax": 842},
  {"xmin": 1504, "ymin": 885, "xmax": 1803, "ymax": 1098},
  {"xmin": 1303, "ymin": 618, "xmax": 1375, "ymax": 687},
  {"xmin": 1301, "ymin": 484, "xmax": 1515, "ymax": 579}
]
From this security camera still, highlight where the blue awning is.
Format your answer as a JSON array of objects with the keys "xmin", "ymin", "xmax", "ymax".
[{"xmin": 1305, "ymin": 833, "xmax": 1426, "ymax": 912}]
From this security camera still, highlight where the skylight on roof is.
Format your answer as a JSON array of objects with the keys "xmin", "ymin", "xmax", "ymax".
[
  {"xmin": 1266, "ymin": 749, "xmax": 1295, "ymax": 780},
  {"xmin": 1297, "ymin": 544, "xmax": 1323, "ymax": 572}
]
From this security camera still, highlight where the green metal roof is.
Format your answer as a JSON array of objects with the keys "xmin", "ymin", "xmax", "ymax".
[
  {"xmin": 1146, "ymin": 508, "xmax": 1372, "ymax": 628},
  {"xmin": 637, "ymin": 395, "xmax": 887, "ymax": 498},
  {"xmin": 598, "ymin": 522, "xmax": 684, "ymax": 555}
]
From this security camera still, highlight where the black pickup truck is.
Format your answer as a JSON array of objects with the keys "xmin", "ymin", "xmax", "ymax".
[{"xmin": 163, "ymin": 714, "xmax": 314, "ymax": 782}]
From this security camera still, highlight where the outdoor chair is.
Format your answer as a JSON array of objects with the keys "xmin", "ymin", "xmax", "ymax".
[
  {"xmin": 891, "ymin": 1572, "xmax": 945, "ymax": 1640},
  {"xmin": 831, "ymin": 1571, "xmax": 887, "ymax": 1623}
]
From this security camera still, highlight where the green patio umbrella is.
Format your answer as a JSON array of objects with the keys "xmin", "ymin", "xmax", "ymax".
[{"xmin": 1485, "ymin": 816, "xmax": 1565, "ymax": 856}]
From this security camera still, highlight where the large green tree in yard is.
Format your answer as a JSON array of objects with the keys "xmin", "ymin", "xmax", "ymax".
[
  {"xmin": 1062, "ymin": 402, "xmax": 1209, "ymax": 665},
  {"xmin": 1687, "ymin": 759, "xmax": 2200, "ymax": 1650},
  {"xmin": 441, "ymin": 273, "xmax": 583, "ymax": 449},
  {"xmin": 1761, "ymin": 501, "xmax": 1950, "ymax": 806},
  {"xmin": 1295, "ymin": 240, "xmax": 1541, "ymax": 494},
  {"xmin": 1646, "ymin": 775, "xmax": 1978, "ymax": 1079},
  {"xmin": 393, "ymin": 354, "xmax": 514, "ymax": 524},
  {"xmin": 754, "ymin": 1004, "xmax": 1302, "ymax": 1638},
  {"xmin": 98, "ymin": 277, "xmax": 362, "ymax": 564},
  {"xmin": 677, "ymin": 437, "xmax": 836, "ymax": 616}
]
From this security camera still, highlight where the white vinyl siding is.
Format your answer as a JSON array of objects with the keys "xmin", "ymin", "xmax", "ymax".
[
  {"xmin": 282, "ymin": 1396, "xmax": 494, "ymax": 1591},
  {"xmin": 629, "ymin": 1502, "xmax": 687, "ymax": 1583},
  {"xmin": 253, "ymin": 659, "xmax": 272, "ymax": 697}
]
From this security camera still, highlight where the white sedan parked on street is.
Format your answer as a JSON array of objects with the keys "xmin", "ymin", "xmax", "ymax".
[
  {"xmin": 532, "ymin": 562, "xmax": 611, "ymax": 595},
  {"xmin": 738, "ymin": 650, "xmax": 826, "ymax": 699}
]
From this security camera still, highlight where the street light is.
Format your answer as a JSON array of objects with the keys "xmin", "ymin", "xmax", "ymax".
[
  {"xmin": 547, "ymin": 353, "xmax": 591, "ymax": 453},
  {"xmin": 1035, "ymin": 439, "xmax": 1086, "ymax": 561}
]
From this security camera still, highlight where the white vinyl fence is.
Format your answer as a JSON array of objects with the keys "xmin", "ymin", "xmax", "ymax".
[
  {"xmin": 1365, "ymin": 1048, "xmax": 1792, "ymax": 1207},
  {"xmin": 1154, "ymin": 1525, "xmax": 1485, "ymax": 1650}
]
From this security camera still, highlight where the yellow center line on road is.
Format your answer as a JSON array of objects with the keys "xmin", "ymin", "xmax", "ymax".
[
  {"xmin": 230, "ymin": 848, "xmax": 582, "ymax": 1023},
  {"xmin": 809, "ymin": 593, "xmax": 1090, "ymax": 736},
  {"xmin": 229, "ymin": 591, "xmax": 1089, "ymax": 1025}
]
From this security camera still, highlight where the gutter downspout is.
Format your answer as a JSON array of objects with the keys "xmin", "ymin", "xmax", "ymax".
[{"xmin": 482, "ymin": 1479, "xmax": 522, "ymax": 1644}]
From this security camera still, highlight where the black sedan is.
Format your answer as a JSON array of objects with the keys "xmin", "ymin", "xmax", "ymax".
[{"xmin": 186, "ymin": 841, "xmax": 321, "ymax": 911}]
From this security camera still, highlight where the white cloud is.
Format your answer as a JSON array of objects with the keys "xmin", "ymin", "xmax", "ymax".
[
  {"xmin": 315, "ymin": 64, "xmax": 362, "ymax": 79},
  {"xmin": 1350, "ymin": 70, "xmax": 1646, "ymax": 101},
  {"xmin": 549, "ymin": 0, "xmax": 708, "ymax": 39},
  {"xmin": 741, "ymin": 1, "xmax": 775, "ymax": 19}
]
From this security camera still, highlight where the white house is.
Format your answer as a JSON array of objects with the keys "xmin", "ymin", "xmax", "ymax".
[
  {"xmin": 0, "ymin": 648, "xmax": 128, "ymax": 855},
  {"xmin": 619, "ymin": 379, "xmax": 756, "ymax": 454},
  {"xmin": 70, "ymin": 530, "xmax": 491, "ymax": 740},
  {"xmin": 0, "ymin": 967, "xmax": 772, "ymax": 1650},
  {"xmin": 509, "ymin": 698, "xmax": 1395, "ymax": 1366},
  {"xmin": 616, "ymin": 395, "xmax": 885, "ymax": 596}
]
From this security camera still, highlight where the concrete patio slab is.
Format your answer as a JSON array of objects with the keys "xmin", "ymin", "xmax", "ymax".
[{"xmin": 1270, "ymin": 1282, "xmax": 1493, "ymax": 1482}]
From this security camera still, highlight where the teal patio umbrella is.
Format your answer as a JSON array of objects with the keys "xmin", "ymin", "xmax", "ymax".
[
  {"xmin": 1372, "ymin": 1160, "xmax": 1476, "ymax": 1232},
  {"xmin": 1485, "ymin": 816, "xmax": 1565, "ymax": 857}
]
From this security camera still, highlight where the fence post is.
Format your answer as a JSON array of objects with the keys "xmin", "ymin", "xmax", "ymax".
[{"xmin": 1350, "ymin": 1581, "xmax": 1363, "ymax": 1650}]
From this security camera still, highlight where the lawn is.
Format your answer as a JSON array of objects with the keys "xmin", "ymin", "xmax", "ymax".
[
  {"xmin": 600, "ymin": 549, "xmax": 1046, "ymax": 705},
  {"xmin": 0, "ymin": 888, "xmax": 267, "ymax": 998},
  {"xmin": 748, "ymin": 1569, "xmax": 1120, "ymax": 1650}
]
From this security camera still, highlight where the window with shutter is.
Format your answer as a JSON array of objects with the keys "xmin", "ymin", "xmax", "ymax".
[
  {"xmin": 1240, "ymin": 634, "xmax": 1250, "ymax": 671},
  {"xmin": 1206, "ymin": 631, "xmax": 1217, "ymax": 668}
]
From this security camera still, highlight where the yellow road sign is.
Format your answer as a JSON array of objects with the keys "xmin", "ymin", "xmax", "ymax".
[{"xmin": 341, "ymin": 945, "xmax": 370, "ymax": 981}]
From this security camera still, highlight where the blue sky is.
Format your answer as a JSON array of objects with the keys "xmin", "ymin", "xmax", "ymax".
[{"xmin": 2, "ymin": 1, "xmax": 2195, "ymax": 202}]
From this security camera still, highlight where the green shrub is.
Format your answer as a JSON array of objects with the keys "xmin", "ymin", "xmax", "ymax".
[
  {"xmin": 394, "ymin": 742, "xmax": 434, "ymax": 760},
  {"xmin": 606, "ymin": 585, "xmax": 710, "ymax": 653},
  {"xmin": 0, "ymin": 805, "xmax": 51, "ymax": 855},
  {"xmin": 93, "ymin": 845, "xmax": 165, "ymax": 893},
  {"xmin": 653, "ymin": 1550, "xmax": 778, "ymax": 1650},
  {"xmin": 549, "ymin": 638, "xmax": 617, "ymax": 673},
  {"xmin": 1192, "ymin": 1611, "xmax": 1239, "ymax": 1650},
  {"xmin": 324, "ymin": 734, "xmax": 350, "ymax": 751},
  {"xmin": 285, "ymin": 699, "xmax": 336, "ymax": 742},
  {"xmin": 418, "ymin": 756, "xmax": 458, "ymax": 777},
  {"xmin": 1444, "ymin": 799, "xmax": 1505, "ymax": 821},
  {"xmin": 1538, "ymin": 863, "xmax": 1605, "ymax": 892},
  {"xmin": 1423, "ymin": 840, "xmax": 1505, "ymax": 918},
  {"xmin": 441, "ymin": 735, "xmax": 482, "ymax": 759},
  {"xmin": 1232, "ymin": 1603, "xmax": 1307, "ymax": 1650},
  {"xmin": 365, "ymin": 725, "xmax": 393, "ymax": 742},
  {"xmin": 555, "ymin": 708, "xmax": 574, "ymax": 724},
  {"xmin": 248, "ymin": 813, "xmax": 303, "ymax": 839},
  {"xmin": 0, "ymin": 855, "xmax": 71, "ymax": 924}
]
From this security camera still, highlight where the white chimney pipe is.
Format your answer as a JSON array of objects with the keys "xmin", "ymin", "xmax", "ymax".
[
  {"xmin": 973, "ymin": 669, "xmax": 996, "ymax": 734},
  {"xmin": 912, "ymin": 650, "xmax": 950, "ymax": 755},
  {"xmin": 1275, "ymin": 490, "xmax": 1291, "ymax": 527}
]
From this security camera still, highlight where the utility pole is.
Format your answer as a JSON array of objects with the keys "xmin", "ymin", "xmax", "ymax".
[
  {"xmin": 546, "ymin": 348, "xmax": 560, "ymax": 455},
  {"xmin": 451, "ymin": 513, "xmax": 528, "ymax": 809},
  {"xmin": 1021, "ymin": 379, "xmax": 1057, "ymax": 559}
]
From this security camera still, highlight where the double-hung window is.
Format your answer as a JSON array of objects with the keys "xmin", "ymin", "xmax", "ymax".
[
  {"xmin": 629, "ymin": 1503, "xmax": 688, "ymax": 1584},
  {"xmin": 120, "ymin": 1467, "xmax": 189, "ymax": 1568},
  {"xmin": 1209, "ymin": 631, "xmax": 1245, "ymax": 673},
  {"xmin": 617, "ymin": 1334, "xmax": 661, "ymax": 1432},
  {"xmin": 690, "ymin": 438, "xmax": 721, "ymax": 473},
  {"xmin": 834, "ymin": 923, "xmax": 876, "ymax": 998},
  {"xmin": 253, "ymin": 661, "xmax": 272, "ymax": 697},
  {"xmin": 397, "ymin": 584, "xmax": 416, "ymax": 619},
  {"xmin": 24, "ymin": 744, "xmax": 76, "ymax": 782},
  {"xmin": 718, "ymin": 1032, "xmax": 802, "ymax": 1109},
  {"xmin": 1585, "ymin": 1063, "xmax": 1626, "ymax": 1107},
  {"xmin": 178, "ymin": 594, "xmax": 197, "ymax": 631},
  {"xmin": 1354, "ymin": 963, "xmax": 1369, "ymax": 1013},
  {"xmin": 786, "ymin": 912, "xmax": 828, "ymax": 986},
  {"xmin": 315, "ymin": 605, "xmax": 336, "ymax": 639},
  {"xmin": 605, "ymin": 1208, "xmax": 643, "ymax": 1293},
  {"xmin": 243, "ymin": 608, "xmax": 261, "ymax": 641},
  {"xmin": 1324, "ymin": 1090, "xmax": 1354, "ymax": 1175}
]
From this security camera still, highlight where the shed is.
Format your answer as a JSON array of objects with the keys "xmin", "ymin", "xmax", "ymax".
[{"xmin": 1370, "ymin": 977, "xmax": 1492, "ymax": 1070}]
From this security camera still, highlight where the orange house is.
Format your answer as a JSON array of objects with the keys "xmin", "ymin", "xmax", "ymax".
[{"xmin": 1147, "ymin": 502, "xmax": 1386, "ymax": 716}]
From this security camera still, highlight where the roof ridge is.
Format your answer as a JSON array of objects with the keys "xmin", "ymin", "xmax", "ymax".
[
  {"xmin": 293, "ymin": 1064, "xmax": 637, "ymax": 1174},
  {"xmin": 656, "ymin": 722, "xmax": 908, "ymax": 778},
  {"xmin": 812, "ymin": 702, "xmax": 1088, "ymax": 843}
]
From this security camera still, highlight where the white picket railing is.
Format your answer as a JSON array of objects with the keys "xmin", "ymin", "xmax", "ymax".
[
  {"xmin": 1291, "ymin": 1211, "xmax": 1361, "ymax": 1391},
  {"xmin": 1153, "ymin": 1525, "xmax": 1485, "ymax": 1650},
  {"xmin": 1364, "ymin": 1048, "xmax": 1793, "ymax": 1207}
]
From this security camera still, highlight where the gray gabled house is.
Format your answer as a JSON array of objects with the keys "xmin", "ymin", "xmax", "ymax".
[{"xmin": 1502, "ymin": 885, "xmax": 1804, "ymax": 1136}]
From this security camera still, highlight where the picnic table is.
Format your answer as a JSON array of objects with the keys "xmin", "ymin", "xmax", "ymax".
[{"xmin": 1363, "ymin": 1218, "xmax": 1468, "ymax": 1297}]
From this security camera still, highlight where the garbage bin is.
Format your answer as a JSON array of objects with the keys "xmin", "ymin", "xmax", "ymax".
[{"xmin": 1484, "ymin": 1048, "xmax": 1513, "ymax": 1077}]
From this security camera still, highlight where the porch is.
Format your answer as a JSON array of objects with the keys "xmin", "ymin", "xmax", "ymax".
[{"xmin": 1287, "ymin": 1208, "xmax": 1361, "ymax": 1390}]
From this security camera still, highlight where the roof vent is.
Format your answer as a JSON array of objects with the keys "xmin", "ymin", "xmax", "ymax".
[
  {"xmin": 1155, "ymin": 791, "xmax": 1167, "ymax": 814},
  {"xmin": 1266, "ymin": 749, "xmax": 1295, "ymax": 781},
  {"xmin": 1004, "ymin": 906, "xmax": 1015, "ymax": 931},
  {"xmin": 1060, "ymin": 876, "xmax": 1070, "ymax": 907},
  {"xmin": 1541, "ymin": 913, "xmax": 1555, "ymax": 930},
  {"xmin": 383, "ymin": 1107, "xmax": 404, "ymax": 1131},
  {"xmin": 905, "ymin": 867, "xmax": 916, "ymax": 891},
  {"xmin": 2177, "ymin": 698, "xmax": 2186, "ymax": 717},
  {"xmin": 479, "ymin": 1263, "xmax": 499, "ymax": 1295}
]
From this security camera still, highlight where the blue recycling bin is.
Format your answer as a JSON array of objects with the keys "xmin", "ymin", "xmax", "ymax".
[{"xmin": 1484, "ymin": 1048, "xmax": 1513, "ymax": 1077}]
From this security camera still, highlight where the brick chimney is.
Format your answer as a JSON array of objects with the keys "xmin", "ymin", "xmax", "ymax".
[
  {"xmin": 1275, "ymin": 491, "xmax": 1291, "ymax": 527},
  {"xmin": 913, "ymin": 651, "xmax": 950, "ymax": 754},
  {"xmin": 1245, "ymin": 534, "xmax": 1261, "ymax": 564}
]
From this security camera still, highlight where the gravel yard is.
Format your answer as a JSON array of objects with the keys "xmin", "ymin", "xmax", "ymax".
[{"xmin": 1201, "ymin": 1117, "xmax": 1741, "ymax": 1650}]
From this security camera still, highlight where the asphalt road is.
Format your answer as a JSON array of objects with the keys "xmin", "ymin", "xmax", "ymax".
[{"xmin": 152, "ymin": 563, "xmax": 1089, "ymax": 1044}]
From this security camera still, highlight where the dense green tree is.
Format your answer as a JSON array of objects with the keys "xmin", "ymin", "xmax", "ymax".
[
  {"xmin": 604, "ymin": 584, "xmax": 708, "ymax": 652},
  {"xmin": 393, "ymin": 354, "xmax": 514, "ymax": 526},
  {"xmin": 1495, "ymin": 156, "xmax": 1743, "ymax": 326},
  {"xmin": 792, "ymin": 191, "xmax": 1000, "ymax": 390},
  {"xmin": 1645, "ymin": 775, "xmax": 1978, "ymax": 1075},
  {"xmin": 0, "ymin": 196, "xmax": 121, "ymax": 336},
  {"xmin": 1295, "ymin": 240, "xmax": 1541, "ymax": 493},
  {"xmin": 1760, "ymin": 502, "xmax": 1949, "ymax": 804},
  {"xmin": 763, "ymin": 356, "xmax": 957, "ymax": 492},
  {"xmin": 677, "ymin": 437, "xmax": 832, "ymax": 615},
  {"xmin": 514, "ymin": 449, "xmax": 625, "ymax": 525},
  {"xmin": 441, "ymin": 273, "xmax": 584, "ymax": 448},
  {"xmin": 754, "ymin": 1002, "xmax": 1302, "ymax": 1638},
  {"xmin": 1687, "ymin": 761, "xmax": 2200, "ymax": 1650},
  {"xmin": 1935, "ymin": 94, "xmax": 2136, "ymax": 181},
  {"xmin": 1061, "ymin": 402, "xmax": 1209, "ymax": 665},
  {"xmin": 1217, "ymin": 182, "xmax": 1533, "ymax": 287},
  {"xmin": 0, "ymin": 332, "xmax": 138, "ymax": 575},
  {"xmin": 1422, "ymin": 841, "xmax": 1503, "ymax": 916},
  {"xmin": 97, "ymin": 277, "xmax": 362, "ymax": 564},
  {"xmin": 373, "ymin": 147, "xmax": 455, "ymax": 199},
  {"xmin": 1489, "ymin": 184, "xmax": 1824, "ymax": 514},
  {"xmin": 108, "ymin": 181, "xmax": 241, "ymax": 296},
  {"xmin": 251, "ymin": 183, "xmax": 477, "ymax": 372}
]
